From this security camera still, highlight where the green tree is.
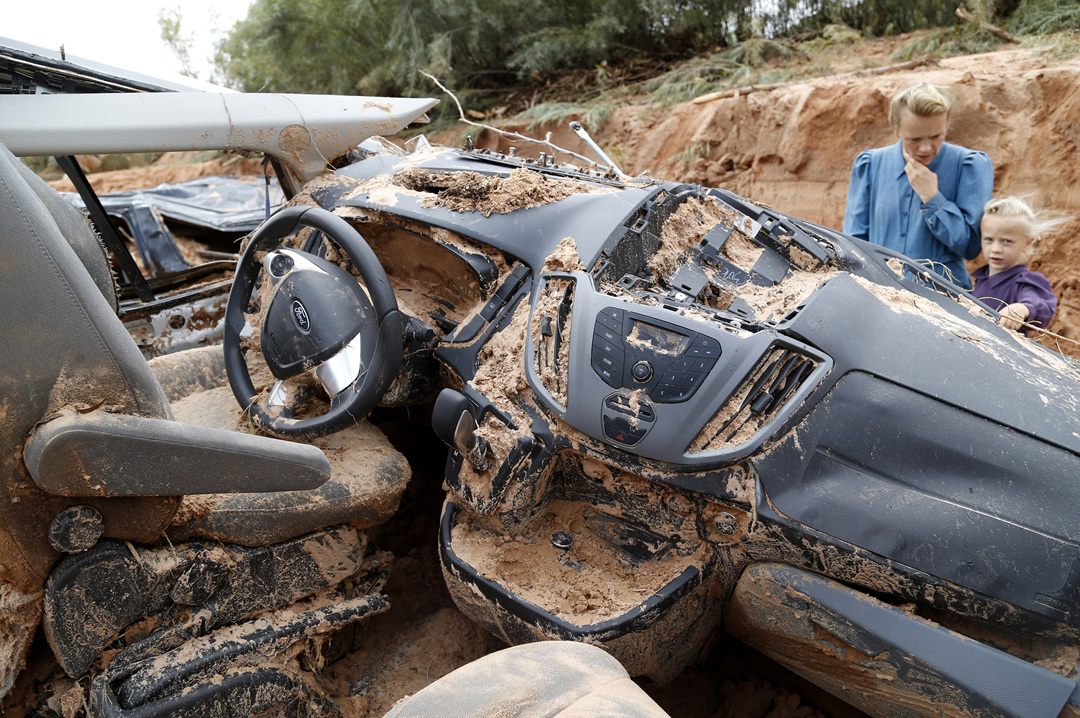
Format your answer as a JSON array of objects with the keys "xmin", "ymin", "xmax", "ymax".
[
  {"xmin": 214, "ymin": 0, "xmax": 1013, "ymax": 102},
  {"xmin": 215, "ymin": 0, "xmax": 747, "ymax": 98},
  {"xmin": 159, "ymin": 7, "xmax": 197, "ymax": 78}
]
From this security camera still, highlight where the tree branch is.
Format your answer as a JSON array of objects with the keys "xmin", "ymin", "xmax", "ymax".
[
  {"xmin": 956, "ymin": 5, "xmax": 1022, "ymax": 44},
  {"xmin": 420, "ymin": 71, "xmax": 603, "ymax": 168}
]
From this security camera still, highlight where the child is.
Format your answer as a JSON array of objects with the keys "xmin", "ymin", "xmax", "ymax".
[{"xmin": 971, "ymin": 196, "xmax": 1059, "ymax": 335}]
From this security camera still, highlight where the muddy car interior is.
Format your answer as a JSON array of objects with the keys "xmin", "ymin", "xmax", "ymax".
[
  {"xmin": 0, "ymin": 136, "xmax": 672, "ymax": 718},
  {"xmin": 3, "ymin": 49, "xmax": 1080, "ymax": 717},
  {"xmin": 58, "ymin": 174, "xmax": 284, "ymax": 358}
]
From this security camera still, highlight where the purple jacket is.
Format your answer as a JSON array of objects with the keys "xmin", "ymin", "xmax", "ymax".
[{"xmin": 971, "ymin": 264, "xmax": 1057, "ymax": 334}]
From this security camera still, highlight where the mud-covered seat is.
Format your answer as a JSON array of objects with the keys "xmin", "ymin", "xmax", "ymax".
[
  {"xmin": 383, "ymin": 641, "xmax": 671, "ymax": 718},
  {"xmin": 4, "ymin": 140, "xmax": 319, "ymax": 698},
  {"xmin": 0, "ymin": 139, "xmax": 410, "ymax": 711},
  {"xmin": 148, "ymin": 344, "xmax": 410, "ymax": 547}
]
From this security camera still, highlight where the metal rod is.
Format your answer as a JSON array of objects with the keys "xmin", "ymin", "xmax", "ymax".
[
  {"xmin": 569, "ymin": 121, "xmax": 625, "ymax": 177},
  {"xmin": 55, "ymin": 154, "xmax": 155, "ymax": 302}
]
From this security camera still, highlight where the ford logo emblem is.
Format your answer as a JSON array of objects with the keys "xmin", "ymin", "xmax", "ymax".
[{"xmin": 291, "ymin": 299, "xmax": 311, "ymax": 333}]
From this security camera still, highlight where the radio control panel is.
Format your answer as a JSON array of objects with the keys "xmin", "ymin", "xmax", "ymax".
[{"xmin": 590, "ymin": 307, "xmax": 721, "ymax": 404}]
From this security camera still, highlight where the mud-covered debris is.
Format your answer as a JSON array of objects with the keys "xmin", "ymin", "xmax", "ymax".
[
  {"xmin": 651, "ymin": 195, "xmax": 762, "ymax": 279},
  {"xmin": 392, "ymin": 168, "xmax": 600, "ymax": 217},
  {"xmin": 544, "ymin": 236, "xmax": 584, "ymax": 273}
]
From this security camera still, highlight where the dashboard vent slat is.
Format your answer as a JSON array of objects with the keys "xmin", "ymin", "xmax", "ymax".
[{"xmin": 690, "ymin": 345, "xmax": 816, "ymax": 453}]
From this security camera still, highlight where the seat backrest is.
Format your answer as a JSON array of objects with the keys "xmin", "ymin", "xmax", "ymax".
[
  {"xmin": 9, "ymin": 155, "xmax": 118, "ymax": 311},
  {"xmin": 0, "ymin": 141, "xmax": 179, "ymax": 594}
]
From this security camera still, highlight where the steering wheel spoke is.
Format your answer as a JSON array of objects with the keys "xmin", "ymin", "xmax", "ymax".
[
  {"xmin": 315, "ymin": 333, "xmax": 367, "ymax": 398},
  {"xmin": 266, "ymin": 377, "xmax": 318, "ymax": 419}
]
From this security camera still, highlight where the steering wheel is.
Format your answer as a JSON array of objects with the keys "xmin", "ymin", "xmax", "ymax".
[{"xmin": 223, "ymin": 205, "xmax": 403, "ymax": 439}]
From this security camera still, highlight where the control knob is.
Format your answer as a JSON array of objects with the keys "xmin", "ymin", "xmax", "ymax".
[{"xmin": 631, "ymin": 360, "xmax": 653, "ymax": 382}]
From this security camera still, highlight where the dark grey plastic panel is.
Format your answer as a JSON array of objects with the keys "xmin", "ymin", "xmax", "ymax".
[
  {"xmin": 784, "ymin": 272, "xmax": 1080, "ymax": 453},
  {"xmin": 337, "ymin": 151, "xmax": 655, "ymax": 270},
  {"xmin": 756, "ymin": 370, "xmax": 1080, "ymax": 626},
  {"xmin": 524, "ymin": 271, "xmax": 832, "ymax": 466}
]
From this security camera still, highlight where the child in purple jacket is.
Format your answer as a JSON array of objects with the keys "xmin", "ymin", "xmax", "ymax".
[{"xmin": 971, "ymin": 196, "xmax": 1061, "ymax": 335}]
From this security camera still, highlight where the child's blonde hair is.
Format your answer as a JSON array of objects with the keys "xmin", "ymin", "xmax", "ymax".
[
  {"xmin": 983, "ymin": 195, "xmax": 1069, "ymax": 246},
  {"xmin": 888, "ymin": 83, "xmax": 956, "ymax": 128}
]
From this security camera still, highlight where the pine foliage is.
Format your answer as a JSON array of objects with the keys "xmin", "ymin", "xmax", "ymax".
[
  {"xmin": 1007, "ymin": 0, "xmax": 1080, "ymax": 34},
  {"xmin": 216, "ymin": 0, "xmax": 750, "ymax": 98}
]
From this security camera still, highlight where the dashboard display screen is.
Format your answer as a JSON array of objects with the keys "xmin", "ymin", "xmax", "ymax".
[{"xmin": 627, "ymin": 319, "xmax": 691, "ymax": 356}]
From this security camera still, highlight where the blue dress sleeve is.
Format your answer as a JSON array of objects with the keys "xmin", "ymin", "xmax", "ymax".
[
  {"xmin": 842, "ymin": 151, "xmax": 873, "ymax": 240},
  {"xmin": 1016, "ymin": 270, "xmax": 1058, "ymax": 332},
  {"xmin": 919, "ymin": 150, "xmax": 993, "ymax": 261}
]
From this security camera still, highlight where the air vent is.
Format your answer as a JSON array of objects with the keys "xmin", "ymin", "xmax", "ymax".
[
  {"xmin": 690, "ymin": 346, "xmax": 816, "ymax": 452},
  {"xmin": 532, "ymin": 277, "xmax": 576, "ymax": 409}
]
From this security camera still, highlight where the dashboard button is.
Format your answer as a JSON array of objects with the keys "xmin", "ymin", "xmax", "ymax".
[
  {"xmin": 669, "ymin": 385, "xmax": 696, "ymax": 401},
  {"xmin": 595, "ymin": 352, "xmax": 622, "ymax": 372},
  {"xmin": 269, "ymin": 254, "xmax": 294, "ymax": 277},
  {"xmin": 691, "ymin": 358, "xmax": 716, "ymax": 373},
  {"xmin": 495, "ymin": 265, "xmax": 529, "ymax": 300},
  {"xmin": 596, "ymin": 309, "xmax": 624, "ymax": 334},
  {"xmin": 594, "ymin": 325, "xmax": 621, "ymax": 345},
  {"xmin": 479, "ymin": 296, "xmax": 506, "ymax": 321},
  {"xmin": 687, "ymin": 344, "xmax": 721, "ymax": 359},
  {"xmin": 592, "ymin": 335, "xmax": 625, "ymax": 359},
  {"xmin": 659, "ymin": 370, "xmax": 684, "ymax": 386},
  {"xmin": 679, "ymin": 371, "xmax": 706, "ymax": 388},
  {"xmin": 668, "ymin": 357, "xmax": 694, "ymax": 372},
  {"xmin": 652, "ymin": 384, "xmax": 677, "ymax": 401},
  {"xmin": 593, "ymin": 361, "xmax": 622, "ymax": 387},
  {"xmin": 687, "ymin": 336, "xmax": 722, "ymax": 359},
  {"xmin": 631, "ymin": 361, "xmax": 653, "ymax": 382},
  {"xmin": 603, "ymin": 416, "xmax": 646, "ymax": 445}
]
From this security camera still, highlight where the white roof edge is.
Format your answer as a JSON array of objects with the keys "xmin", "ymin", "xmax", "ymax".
[
  {"xmin": 0, "ymin": 35, "xmax": 231, "ymax": 93},
  {"xmin": 0, "ymin": 92, "xmax": 439, "ymax": 183}
]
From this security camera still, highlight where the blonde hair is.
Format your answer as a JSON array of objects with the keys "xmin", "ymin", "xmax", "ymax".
[
  {"xmin": 888, "ymin": 83, "xmax": 956, "ymax": 128},
  {"xmin": 983, "ymin": 195, "xmax": 1069, "ymax": 246}
]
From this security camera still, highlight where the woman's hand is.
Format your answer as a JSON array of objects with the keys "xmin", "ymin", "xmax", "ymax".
[{"xmin": 902, "ymin": 148, "xmax": 940, "ymax": 203}]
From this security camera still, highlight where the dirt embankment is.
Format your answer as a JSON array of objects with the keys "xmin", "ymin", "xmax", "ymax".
[
  {"xmin": 475, "ymin": 45, "xmax": 1080, "ymax": 353},
  {"xmin": 49, "ymin": 152, "xmax": 266, "ymax": 194}
]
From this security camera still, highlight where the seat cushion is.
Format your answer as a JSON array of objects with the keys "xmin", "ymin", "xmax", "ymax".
[{"xmin": 155, "ymin": 346, "xmax": 411, "ymax": 545}]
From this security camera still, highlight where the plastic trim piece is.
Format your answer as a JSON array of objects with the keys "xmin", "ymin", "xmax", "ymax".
[
  {"xmin": 729, "ymin": 563, "xmax": 1075, "ymax": 718},
  {"xmin": 24, "ymin": 410, "xmax": 330, "ymax": 496},
  {"xmin": 439, "ymin": 501, "xmax": 702, "ymax": 639}
]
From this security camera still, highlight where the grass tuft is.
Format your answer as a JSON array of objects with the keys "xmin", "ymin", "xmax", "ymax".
[
  {"xmin": 517, "ymin": 101, "xmax": 616, "ymax": 131},
  {"xmin": 892, "ymin": 26, "xmax": 1006, "ymax": 61}
]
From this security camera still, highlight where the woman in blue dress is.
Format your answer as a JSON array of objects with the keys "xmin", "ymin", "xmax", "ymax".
[{"xmin": 843, "ymin": 82, "xmax": 994, "ymax": 290}]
